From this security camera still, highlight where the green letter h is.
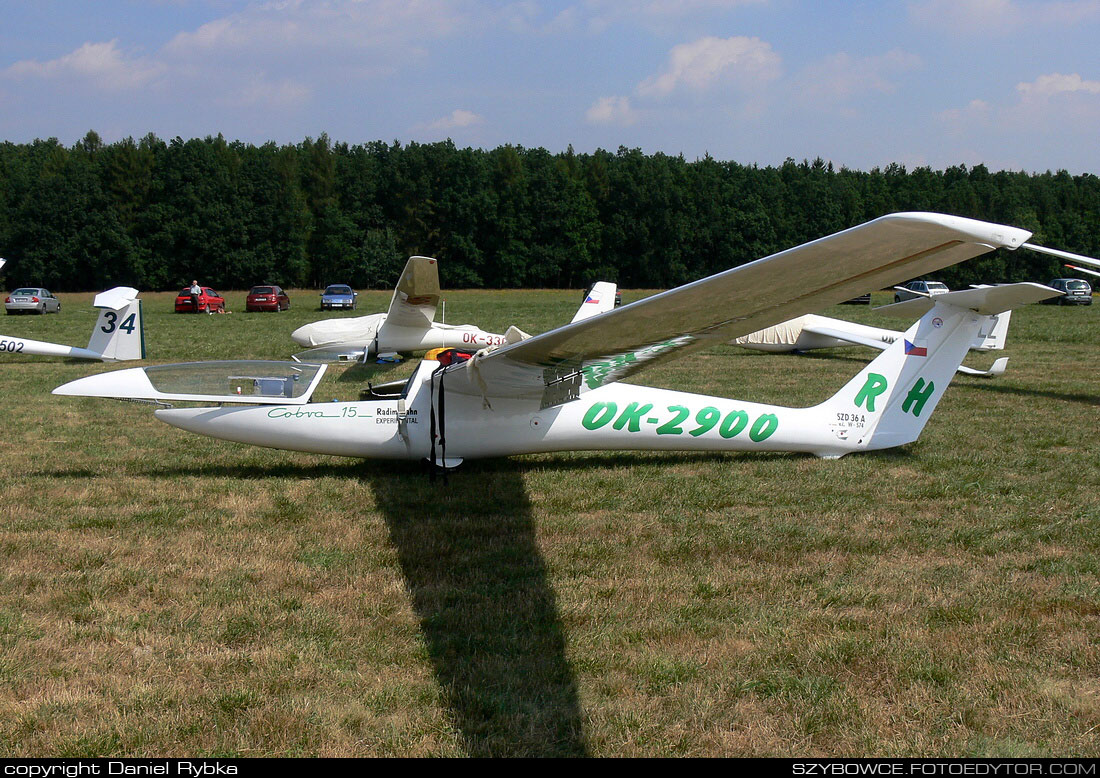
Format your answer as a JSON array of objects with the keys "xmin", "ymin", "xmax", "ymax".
[{"xmin": 902, "ymin": 378, "xmax": 935, "ymax": 417}]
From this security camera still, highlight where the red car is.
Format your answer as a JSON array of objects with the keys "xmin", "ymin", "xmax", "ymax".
[
  {"xmin": 246, "ymin": 285, "xmax": 291, "ymax": 312},
  {"xmin": 174, "ymin": 286, "xmax": 226, "ymax": 313}
]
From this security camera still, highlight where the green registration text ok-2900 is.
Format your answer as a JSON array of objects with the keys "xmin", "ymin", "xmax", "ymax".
[{"xmin": 581, "ymin": 400, "xmax": 779, "ymax": 442}]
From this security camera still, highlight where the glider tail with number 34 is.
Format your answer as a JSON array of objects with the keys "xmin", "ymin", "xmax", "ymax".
[
  {"xmin": 54, "ymin": 214, "xmax": 1067, "ymax": 465},
  {"xmin": 2, "ymin": 287, "xmax": 144, "ymax": 361}
]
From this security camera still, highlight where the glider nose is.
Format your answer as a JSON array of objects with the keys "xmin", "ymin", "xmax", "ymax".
[{"xmin": 290, "ymin": 322, "xmax": 323, "ymax": 347}]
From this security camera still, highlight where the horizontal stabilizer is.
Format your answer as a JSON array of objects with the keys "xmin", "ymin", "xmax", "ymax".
[
  {"xmin": 876, "ymin": 282, "xmax": 1060, "ymax": 318},
  {"xmin": 957, "ymin": 356, "xmax": 1008, "ymax": 378},
  {"xmin": 54, "ymin": 361, "xmax": 327, "ymax": 405},
  {"xmin": 92, "ymin": 286, "xmax": 140, "ymax": 310}
]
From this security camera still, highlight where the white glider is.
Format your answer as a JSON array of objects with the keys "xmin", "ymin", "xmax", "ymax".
[
  {"xmin": 1065, "ymin": 263, "xmax": 1100, "ymax": 280},
  {"xmin": 291, "ymin": 256, "xmax": 508, "ymax": 362},
  {"xmin": 732, "ymin": 302, "xmax": 1013, "ymax": 378},
  {"xmin": 56, "ymin": 213, "xmax": 1064, "ymax": 466},
  {"xmin": 2, "ymin": 286, "xmax": 144, "ymax": 361},
  {"xmin": 1022, "ymin": 242, "xmax": 1100, "ymax": 273},
  {"xmin": 572, "ymin": 282, "xmax": 618, "ymax": 323}
]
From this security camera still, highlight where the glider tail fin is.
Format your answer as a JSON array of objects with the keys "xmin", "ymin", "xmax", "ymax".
[
  {"xmin": 815, "ymin": 283, "xmax": 1058, "ymax": 454},
  {"xmin": 572, "ymin": 282, "xmax": 618, "ymax": 323},
  {"xmin": 384, "ymin": 256, "xmax": 441, "ymax": 329},
  {"xmin": 970, "ymin": 308, "xmax": 1010, "ymax": 351},
  {"xmin": 86, "ymin": 289, "xmax": 145, "ymax": 362}
]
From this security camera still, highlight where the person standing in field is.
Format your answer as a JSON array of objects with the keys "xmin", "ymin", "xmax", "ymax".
[{"xmin": 189, "ymin": 280, "xmax": 201, "ymax": 313}]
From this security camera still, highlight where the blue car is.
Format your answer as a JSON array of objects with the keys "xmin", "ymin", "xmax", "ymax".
[{"xmin": 320, "ymin": 284, "xmax": 357, "ymax": 311}]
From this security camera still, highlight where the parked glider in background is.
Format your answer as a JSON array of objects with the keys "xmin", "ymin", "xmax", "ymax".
[
  {"xmin": 572, "ymin": 282, "xmax": 618, "ymax": 323},
  {"xmin": 732, "ymin": 302, "xmax": 1014, "ymax": 378},
  {"xmin": 1, "ymin": 287, "xmax": 144, "ymax": 361},
  {"xmin": 56, "ymin": 214, "xmax": 1067, "ymax": 466},
  {"xmin": 291, "ymin": 256, "xmax": 508, "ymax": 362},
  {"xmin": 1021, "ymin": 241, "xmax": 1100, "ymax": 273},
  {"xmin": 1064, "ymin": 263, "xmax": 1100, "ymax": 280}
]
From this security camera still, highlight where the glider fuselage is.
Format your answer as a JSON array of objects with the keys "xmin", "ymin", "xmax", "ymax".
[
  {"xmin": 0, "ymin": 335, "xmax": 106, "ymax": 360},
  {"xmin": 291, "ymin": 314, "xmax": 506, "ymax": 355},
  {"xmin": 154, "ymin": 294, "xmax": 985, "ymax": 464},
  {"xmin": 155, "ymin": 366, "xmax": 854, "ymax": 461}
]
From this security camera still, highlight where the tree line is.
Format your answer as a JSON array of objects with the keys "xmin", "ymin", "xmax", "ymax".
[{"xmin": 0, "ymin": 130, "xmax": 1096, "ymax": 293}]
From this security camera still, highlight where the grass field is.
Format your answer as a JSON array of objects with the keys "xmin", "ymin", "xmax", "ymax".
[{"xmin": 0, "ymin": 288, "xmax": 1096, "ymax": 757}]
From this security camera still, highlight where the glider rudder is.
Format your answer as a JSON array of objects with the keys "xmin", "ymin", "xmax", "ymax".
[
  {"xmin": 86, "ymin": 289, "xmax": 145, "ymax": 362},
  {"xmin": 815, "ymin": 283, "xmax": 1058, "ymax": 455}
]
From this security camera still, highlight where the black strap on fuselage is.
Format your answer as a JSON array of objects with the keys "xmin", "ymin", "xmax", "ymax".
[{"xmin": 428, "ymin": 362, "xmax": 449, "ymax": 482}]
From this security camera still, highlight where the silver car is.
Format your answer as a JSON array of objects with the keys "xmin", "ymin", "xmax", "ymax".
[
  {"xmin": 894, "ymin": 280, "xmax": 949, "ymax": 303},
  {"xmin": 4, "ymin": 287, "xmax": 61, "ymax": 314}
]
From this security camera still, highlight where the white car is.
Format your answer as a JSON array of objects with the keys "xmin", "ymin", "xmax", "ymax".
[
  {"xmin": 5, "ymin": 287, "xmax": 60, "ymax": 314},
  {"xmin": 894, "ymin": 280, "xmax": 949, "ymax": 302}
]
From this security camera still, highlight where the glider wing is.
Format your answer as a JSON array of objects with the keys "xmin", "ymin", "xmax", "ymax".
[{"xmin": 443, "ymin": 213, "xmax": 1032, "ymax": 404}]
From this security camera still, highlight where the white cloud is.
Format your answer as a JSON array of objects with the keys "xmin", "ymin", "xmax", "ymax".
[
  {"xmin": 581, "ymin": 0, "xmax": 767, "ymax": 29},
  {"xmin": 3, "ymin": 40, "xmax": 164, "ymax": 91},
  {"xmin": 228, "ymin": 75, "xmax": 312, "ymax": 109},
  {"xmin": 424, "ymin": 109, "xmax": 485, "ymax": 131},
  {"xmin": 936, "ymin": 72, "xmax": 1100, "ymax": 171},
  {"xmin": 500, "ymin": 1, "xmax": 581, "ymax": 34},
  {"xmin": 165, "ymin": 0, "xmax": 473, "ymax": 57},
  {"xmin": 938, "ymin": 99, "xmax": 993, "ymax": 136},
  {"xmin": 585, "ymin": 95, "xmax": 638, "ymax": 125},
  {"xmin": 587, "ymin": 0, "xmax": 767, "ymax": 16},
  {"xmin": 1010, "ymin": 72, "xmax": 1100, "ymax": 128},
  {"xmin": 797, "ymin": 49, "xmax": 921, "ymax": 103},
  {"xmin": 637, "ymin": 36, "xmax": 781, "ymax": 97},
  {"xmin": 1017, "ymin": 72, "xmax": 1100, "ymax": 98}
]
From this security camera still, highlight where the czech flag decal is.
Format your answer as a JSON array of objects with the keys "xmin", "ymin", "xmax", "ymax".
[{"xmin": 904, "ymin": 340, "xmax": 928, "ymax": 357}]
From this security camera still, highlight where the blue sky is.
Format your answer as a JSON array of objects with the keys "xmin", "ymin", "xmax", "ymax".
[{"xmin": 1, "ymin": 0, "xmax": 1099, "ymax": 173}]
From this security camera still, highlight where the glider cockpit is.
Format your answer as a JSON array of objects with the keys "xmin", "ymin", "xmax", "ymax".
[{"xmin": 55, "ymin": 360, "xmax": 328, "ymax": 406}]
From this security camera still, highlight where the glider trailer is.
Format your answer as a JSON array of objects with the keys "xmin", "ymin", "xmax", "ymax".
[{"xmin": 55, "ymin": 213, "xmax": 1064, "ymax": 468}]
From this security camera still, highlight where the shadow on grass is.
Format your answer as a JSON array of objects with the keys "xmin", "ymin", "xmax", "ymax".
[
  {"xmin": 361, "ymin": 459, "xmax": 588, "ymax": 757},
  {"xmin": 62, "ymin": 448, "xmax": 819, "ymax": 482},
  {"xmin": 785, "ymin": 350, "xmax": 1100, "ymax": 409},
  {"xmin": 953, "ymin": 381, "xmax": 1100, "ymax": 408}
]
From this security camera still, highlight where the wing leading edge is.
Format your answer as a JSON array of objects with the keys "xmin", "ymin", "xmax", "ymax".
[{"xmin": 444, "ymin": 213, "xmax": 1031, "ymax": 405}]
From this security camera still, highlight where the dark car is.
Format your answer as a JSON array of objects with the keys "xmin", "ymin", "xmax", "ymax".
[
  {"xmin": 320, "ymin": 284, "xmax": 357, "ymax": 310},
  {"xmin": 246, "ymin": 285, "xmax": 291, "ymax": 312},
  {"xmin": 174, "ymin": 286, "xmax": 226, "ymax": 313},
  {"xmin": 1042, "ymin": 278, "xmax": 1092, "ymax": 305}
]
